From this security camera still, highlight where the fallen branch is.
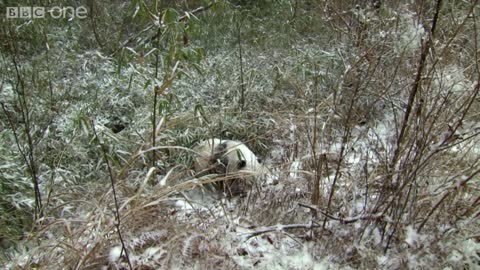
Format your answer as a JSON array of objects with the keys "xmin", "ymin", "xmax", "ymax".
[
  {"xmin": 244, "ymin": 223, "xmax": 322, "ymax": 239},
  {"xmin": 298, "ymin": 203, "xmax": 385, "ymax": 224}
]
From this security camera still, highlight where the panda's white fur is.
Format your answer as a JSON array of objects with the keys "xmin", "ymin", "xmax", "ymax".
[{"xmin": 193, "ymin": 138, "xmax": 264, "ymax": 195}]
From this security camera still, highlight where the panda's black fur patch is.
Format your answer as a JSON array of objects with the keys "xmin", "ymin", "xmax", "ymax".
[
  {"xmin": 207, "ymin": 142, "xmax": 247, "ymax": 175},
  {"xmin": 237, "ymin": 160, "xmax": 247, "ymax": 169}
]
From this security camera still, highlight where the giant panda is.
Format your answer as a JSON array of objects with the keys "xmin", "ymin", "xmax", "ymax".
[{"xmin": 192, "ymin": 138, "xmax": 264, "ymax": 196}]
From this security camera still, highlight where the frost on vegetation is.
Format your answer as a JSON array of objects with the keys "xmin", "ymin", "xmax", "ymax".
[
  {"xmin": 396, "ymin": 13, "xmax": 425, "ymax": 53},
  {"xmin": 54, "ymin": 103, "xmax": 90, "ymax": 136},
  {"xmin": 3, "ymin": 1, "xmax": 480, "ymax": 269},
  {"xmin": 433, "ymin": 64, "xmax": 475, "ymax": 95},
  {"xmin": 183, "ymin": 42, "xmax": 331, "ymax": 107},
  {"xmin": 258, "ymin": 249, "xmax": 316, "ymax": 270},
  {"xmin": 0, "ymin": 82, "xmax": 14, "ymax": 101},
  {"xmin": 71, "ymin": 51, "xmax": 150, "ymax": 102},
  {"xmin": 460, "ymin": 239, "xmax": 480, "ymax": 267},
  {"xmin": 235, "ymin": 238, "xmax": 325, "ymax": 270},
  {"xmin": 404, "ymin": 225, "xmax": 423, "ymax": 248},
  {"xmin": 107, "ymin": 231, "xmax": 169, "ymax": 269},
  {"xmin": 289, "ymin": 160, "xmax": 304, "ymax": 180}
]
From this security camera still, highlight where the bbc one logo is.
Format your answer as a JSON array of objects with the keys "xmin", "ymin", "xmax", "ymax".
[{"xmin": 6, "ymin": 6, "xmax": 88, "ymax": 19}]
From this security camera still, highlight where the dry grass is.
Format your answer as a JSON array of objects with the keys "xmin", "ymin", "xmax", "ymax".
[{"xmin": 1, "ymin": 0, "xmax": 480, "ymax": 269}]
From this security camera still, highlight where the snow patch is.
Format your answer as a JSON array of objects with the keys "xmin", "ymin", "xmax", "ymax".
[{"xmin": 404, "ymin": 225, "xmax": 422, "ymax": 248}]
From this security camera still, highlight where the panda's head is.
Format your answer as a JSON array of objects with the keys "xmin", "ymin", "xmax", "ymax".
[{"xmin": 193, "ymin": 139, "xmax": 264, "ymax": 196}]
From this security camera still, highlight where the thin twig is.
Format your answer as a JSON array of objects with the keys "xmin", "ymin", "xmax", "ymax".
[
  {"xmin": 389, "ymin": 0, "xmax": 443, "ymax": 178},
  {"xmin": 90, "ymin": 120, "xmax": 133, "ymax": 270},
  {"xmin": 6, "ymin": 39, "xmax": 43, "ymax": 219},
  {"xmin": 237, "ymin": 11, "xmax": 245, "ymax": 112},
  {"xmin": 418, "ymin": 167, "xmax": 480, "ymax": 233}
]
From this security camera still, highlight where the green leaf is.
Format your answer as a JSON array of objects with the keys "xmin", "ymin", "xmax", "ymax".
[
  {"xmin": 163, "ymin": 8, "xmax": 179, "ymax": 25},
  {"xmin": 144, "ymin": 79, "xmax": 152, "ymax": 90},
  {"xmin": 194, "ymin": 104, "xmax": 210, "ymax": 124},
  {"xmin": 192, "ymin": 63, "xmax": 204, "ymax": 76}
]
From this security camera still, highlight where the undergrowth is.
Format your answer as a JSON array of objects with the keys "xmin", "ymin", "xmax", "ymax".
[{"xmin": 1, "ymin": 0, "xmax": 479, "ymax": 269}]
